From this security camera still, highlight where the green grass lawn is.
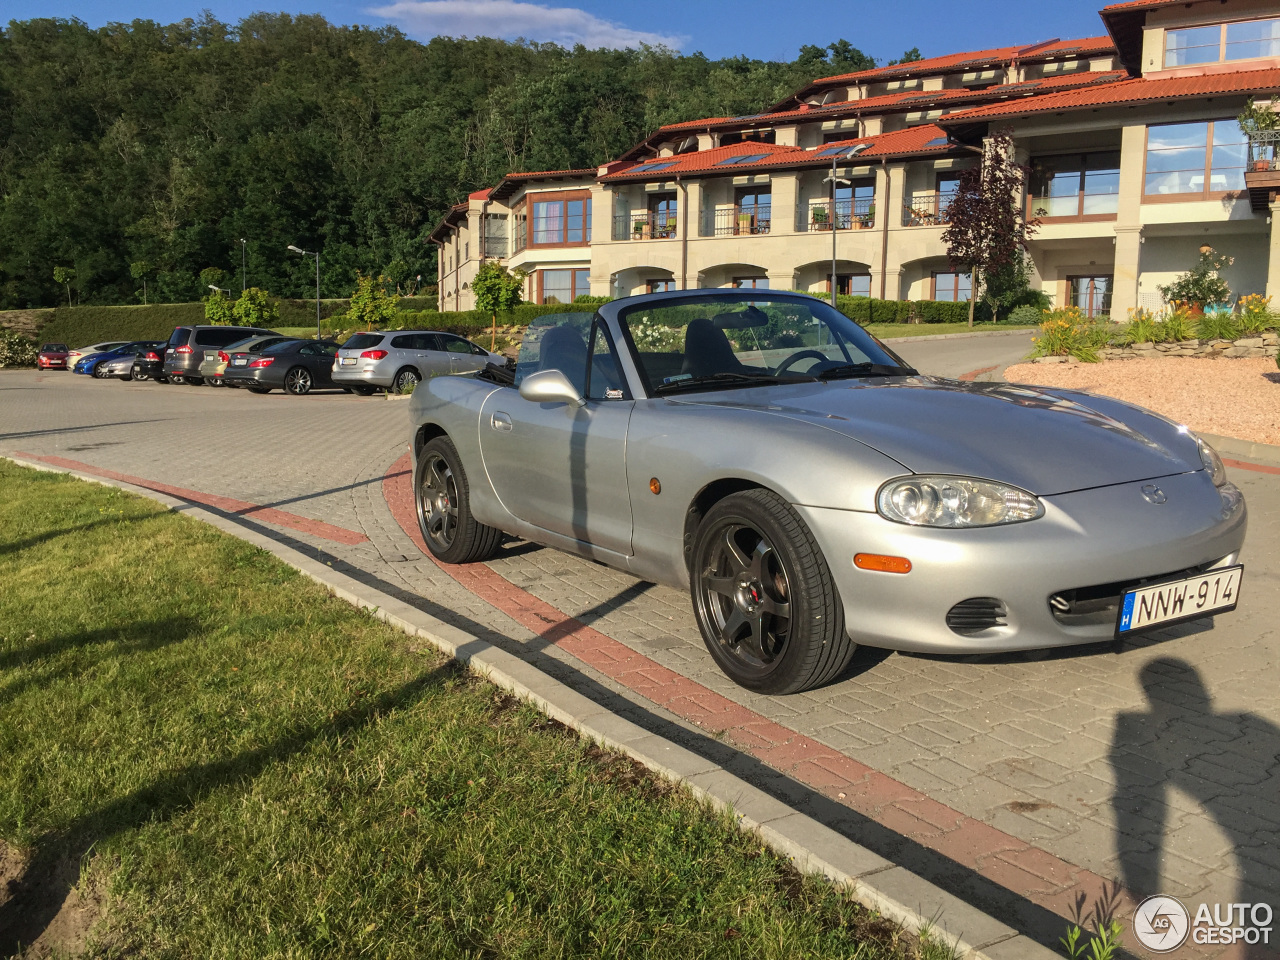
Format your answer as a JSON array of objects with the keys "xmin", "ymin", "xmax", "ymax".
[
  {"xmin": 0, "ymin": 462, "xmax": 951, "ymax": 959},
  {"xmin": 867, "ymin": 322, "xmax": 1034, "ymax": 340}
]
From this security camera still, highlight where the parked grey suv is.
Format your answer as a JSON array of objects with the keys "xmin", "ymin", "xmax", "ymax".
[
  {"xmin": 163, "ymin": 324, "xmax": 279, "ymax": 384},
  {"xmin": 332, "ymin": 330, "xmax": 504, "ymax": 394}
]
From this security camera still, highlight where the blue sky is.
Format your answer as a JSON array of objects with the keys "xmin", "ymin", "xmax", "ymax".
[{"xmin": 5, "ymin": 0, "xmax": 1113, "ymax": 63}]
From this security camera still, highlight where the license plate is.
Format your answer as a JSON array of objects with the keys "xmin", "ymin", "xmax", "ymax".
[
  {"xmin": 233, "ymin": 357, "xmax": 247, "ymax": 366},
  {"xmin": 1117, "ymin": 565, "xmax": 1243, "ymax": 636},
  {"xmin": 340, "ymin": 357, "xmax": 356, "ymax": 365}
]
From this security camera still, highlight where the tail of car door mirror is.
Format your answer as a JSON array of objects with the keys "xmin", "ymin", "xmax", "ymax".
[{"xmin": 518, "ymin": 369, "xmax": 586, "ymax": 407}]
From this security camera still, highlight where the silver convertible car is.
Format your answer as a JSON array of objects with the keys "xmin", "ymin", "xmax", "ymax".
[{"xmin": 408, "ymin": 290, "xmax": 1247, "ymax": 694}]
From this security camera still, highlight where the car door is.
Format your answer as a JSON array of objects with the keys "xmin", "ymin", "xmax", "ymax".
[
  {"xmin": 477, "ymin": 316, "xmax": 634, "ymax": 556},
  {"xmin": 414, "ymin": 334, "xmax": 454, "ymax": 378},
  {"xmin": 298, "ymin": 341, "xmax": 338, "ymax": 385},
  {"xmin": 440, "ymin": 334, "xmax": 490, "ymax": 374}
]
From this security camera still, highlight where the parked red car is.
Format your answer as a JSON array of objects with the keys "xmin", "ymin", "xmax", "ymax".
[{"xmin": 37, "ymin": 343, "xmax": 69, "ymax": 369}]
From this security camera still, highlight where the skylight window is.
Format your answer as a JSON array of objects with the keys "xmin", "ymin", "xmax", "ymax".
[
  {"xmin": 815, "ymin": 144, "xmax": 861, "ymax": 158},
  {"xmin": 630, "ymin": 161, "xmax": 677, "ymax": 173},
  {"xmin": 715, "ymin": 154, "xmax": 770, "ymax": 166},
  {"xmin": 924, "ymin": 137, "xmax": 950, "ymax": 148}
]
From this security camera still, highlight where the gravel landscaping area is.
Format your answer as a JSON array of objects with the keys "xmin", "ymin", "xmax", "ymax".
[{"xmin": 1004, "ymin": 356, "xmax": 1280, "ymax": 445}]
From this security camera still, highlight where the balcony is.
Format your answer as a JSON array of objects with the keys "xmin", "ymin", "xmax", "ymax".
[
  {"xmin": 1244, "ymin": 130, "xmax": 1280, "ymax": 211},
  {"xmin": 612, "ymin": 211, "xmax": 678, "ymax": 241},
  {"xmin": 482, "ymin": 236, "xmax": 507, "ymax": 259},
  {"xmin": 700, "ymin": 205, "xmax": 772, "ymax": 237},
  {"xmin": 799, "ymin": 198, "xmax": 875, "ymax": 232},
  {"xmin": 902, "ymin": 195, "xmax": 953, "ymax": 227},
  {"xmin": 513, "ymin": 227, "xmax": 527, "ymax": 254}
]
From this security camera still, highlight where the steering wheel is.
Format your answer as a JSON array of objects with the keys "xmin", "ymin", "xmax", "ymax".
[{"xmin": 774, "ymin": 349, "xmax": 832, "ymax": 376}]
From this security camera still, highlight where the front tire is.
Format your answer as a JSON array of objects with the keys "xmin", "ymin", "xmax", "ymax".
[
  {"xmin": 92, "ymin": 363, "xmax": 107, "ymax": 379},
  {"xmin": 284, "ymin": 367, "xmax": 312, "ymax": 396},
  {"xmin": 691, "ymin": 488, "xmax": 853, "ymax": 694},
  {"xmin": 415, "ymin": 436, "xmax": 503, "ymax": 564}
]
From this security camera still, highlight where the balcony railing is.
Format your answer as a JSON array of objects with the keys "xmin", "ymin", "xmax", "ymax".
[
  {"xmin": 901, "ymin": 195, "xmax": 954, "ymax": 227},
  {"xmin": 1026, "ymin": 192, "xmax": 1118, "ymax": 220},
  {"xmin": 700, "ymin": 205, "xmax": 772, "ymax": 237},
  {"xmin": 799, "ymin": 198, "xmax": 875, "ymax": 231},
  {"xmin": 1244, "ymin": 130, "xmax": 1280, "ymax": 211},
  {"xmin": 513, "ymin": 226, "xmax": 527, "ymax": 254},
  {"xmin": 612, "ymin": 211, "xmax": 678, "ymax": 241},
  {"xmin": 482, "ymin": 236, "xmax": 507, "ymax": 259}
]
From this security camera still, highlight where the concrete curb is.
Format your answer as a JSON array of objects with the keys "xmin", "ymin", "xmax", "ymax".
[
  {"xmin": 1201, "ymin": 431, "xmax": 1280, "ymax": 467},
  {"xmin": 4, "ymin": 454, "xmax": 1061, "ymax": 960},
  {"xmin": 880, "ymin": 327, "xmax": 1035, "ymax": 344}
]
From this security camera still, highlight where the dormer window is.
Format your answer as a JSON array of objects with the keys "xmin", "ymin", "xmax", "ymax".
[{"xmin": 1165, "ymin": 17, "xmax": 1280, "ymax": 68}]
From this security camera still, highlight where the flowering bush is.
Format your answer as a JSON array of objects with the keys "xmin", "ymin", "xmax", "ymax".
[
  {"xmin": 629, "ymin": 316, "xmax": 685, "ymax": 352},
  {"xmin": 0, "ymin": 329, "xmax": 38, "ymax": 367},
  {"xmin": 1237, "ymin": 294, "xmax": 1279, "ymax": 334},
  {"xmin": 1028, "ymin": 307, "xmax": 1109, "ymax": 362}
]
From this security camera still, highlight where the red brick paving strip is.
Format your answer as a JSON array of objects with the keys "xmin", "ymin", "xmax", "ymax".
[
  {"xmin": 15, "ymin": 452, "xmax": 370, "ymax": 546},
  {"xmin": 382, "ymin": 452, "xmax": 1138, "ymax": 931}
]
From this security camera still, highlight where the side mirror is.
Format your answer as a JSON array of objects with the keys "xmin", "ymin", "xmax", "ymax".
[{"xmin": 518, "ymin": 368, "xmax": 586, "ymax": 407}]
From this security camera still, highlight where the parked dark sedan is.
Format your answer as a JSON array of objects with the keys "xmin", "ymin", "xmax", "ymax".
[
  {"xmin": 131, "ymin": 345, "xmax": 168, "ymax": 382},
  {"xmin": 222, "ymin": 339, "xmax": 341, "ymax": 395}
]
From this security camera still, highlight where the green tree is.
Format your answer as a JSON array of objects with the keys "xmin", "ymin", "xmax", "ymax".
[
  {"xmin": 888, "ymin": 47, "xmax": 924, "ymax": 66},
  {"xmin": 204, "ymin": 289, "xmax": 234, "ymax": 324},
  {"xmin": 231, "ymin": 287, "xmax": 281, "ymax": 327},
  {"xmin": 53, "ymin": 266, "xmax": 75, "ymax": 308},
  {"xmin": 978, "ymin": 251, "xmax": 1049, "ymax": 323},
  {"xmin": 130, "ymin": 260, "xmax": 151, "ymax": 305},
  {"xmin": 472, "ymin": 260, "xmax": 526, "ymax": 350},
  {"xmin": 345, "ymin": 271, "xmax": 401, "ymax": 329}
]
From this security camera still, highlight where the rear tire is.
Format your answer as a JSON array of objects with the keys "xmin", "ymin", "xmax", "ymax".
[
  {"xmin": 392, "ymin": 367, "xmax": 420, "ymax": 392},
  {"xmin": 120, "ymin": 374, "xmax": 132, "ymax": 382},
  {"xmin": 353, "ymin": 385, "xmax": 377, "ymax": 396},
  {"xmin": 185, "ymin": 376, "xmax": 203, "ymax": 385},
  {"xmin": 284, "ymin": 367, "xmax": 312, "ymax": 396},
  {"xmin": 415, "ymin": 436, "xmax": 503, "ymax": 564},
  {"xmin": 248, "ymin": 387, "xmax": 271, "ymax": 394},
  {"xmin": 691, "ymin": 488, "xmax": 854, "ymax": 695}
]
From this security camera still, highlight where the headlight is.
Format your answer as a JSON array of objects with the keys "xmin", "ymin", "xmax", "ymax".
[
  {"xmin": 877, "ymin": 476, "xmax": 1044, "ymax": 528},
  {"xmin": 1194, "ymin": 435, "xmax": 1226, "ymax": 487}
]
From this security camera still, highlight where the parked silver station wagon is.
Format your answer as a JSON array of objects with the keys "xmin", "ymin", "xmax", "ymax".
[
  {"xmin": 407, "ymin": 290, "xmax": 1247, "ymax": 695},
  {"xmin": 332, "ymin": 330, "xmax": 504, "ymax": 394}
]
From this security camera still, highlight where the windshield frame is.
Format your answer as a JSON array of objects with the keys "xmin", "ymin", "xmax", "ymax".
[{"xmin": 609, "ymin": 289, "xmax": 913, "ymax": 398}]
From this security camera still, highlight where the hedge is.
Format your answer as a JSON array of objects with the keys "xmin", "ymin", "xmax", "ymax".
[
  {"xmin": 803, "ymin": 292, "xmax": 993, "ymax": 324},
  {"xmin": 390, "ymin": 303, "xmax": 594, "ymax": 335}
]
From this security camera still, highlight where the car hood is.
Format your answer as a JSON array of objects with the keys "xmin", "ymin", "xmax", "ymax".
[{"xmin": 666, "ymin": 376, "xmax": 1200, "ymax": 497}]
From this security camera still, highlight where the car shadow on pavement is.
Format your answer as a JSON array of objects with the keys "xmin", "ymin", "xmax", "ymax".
[
  {"xmin": 194, "ymin": 510, "xmax": 1101, "ymax": 956},
  {"xmin": 1111, "ymin": 657, "xmax": 1280, "ymax": 958},
  {"xmin": 0, "ymin": 662, "xmax": 458, "ymax": 956},
  {"xmin": 0, "ymin": 419, "xmax": 171, "ymax": 443}
]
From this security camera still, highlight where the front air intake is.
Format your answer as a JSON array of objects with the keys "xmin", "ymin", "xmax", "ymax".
[{"xmin": 946, "ymin": 598, "xmax": 1008, "ymax": 636}]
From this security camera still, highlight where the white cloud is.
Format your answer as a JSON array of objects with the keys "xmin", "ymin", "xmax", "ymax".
[{"xmin": 369, "ymin": 0, "xmax": 686, "ymax": 50}]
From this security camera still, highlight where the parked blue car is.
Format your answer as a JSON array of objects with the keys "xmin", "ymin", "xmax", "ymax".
[{"xmin": 73, "ymin": 341, "xmax": 165, "ymax": 379}]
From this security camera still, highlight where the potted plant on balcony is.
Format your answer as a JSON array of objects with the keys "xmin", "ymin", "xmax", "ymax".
[
  {"xmin": 811, "ymin": 207, "xmax": 829, "ymax": 229},
  {"xmin": 1158, "ymin": 247, "xmax": 1234, "ymax": 316},
  {"xmin": 1239, "ymin": 96, "xmax": 1280, "ymax": 171},
  {"xmin": 857, "ymin": 203, "xmax": 875, "ymax": 228}
]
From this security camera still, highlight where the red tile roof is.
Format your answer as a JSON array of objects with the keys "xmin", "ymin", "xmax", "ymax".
[
  {"xmin": 1098, "ymin": 0, "xmax": 1186, "ymax": 72},
  {"xmin": 488, "ymin": 168, "xmax": 597, "ymax": 201},
  {"xmin": 811, "ymin": 36, "xmax": 1115, "ymax": 86},
  {"xmin": 599, "ymin": 126, "xmax": 958, "ymax": 183},
  {"xmin": 468, "ymin": 188, "xmax": 491, "ymax": 201},
  {"xmin": 942, "ymin": 66, "xmax": 1280, "ymax": 123}
]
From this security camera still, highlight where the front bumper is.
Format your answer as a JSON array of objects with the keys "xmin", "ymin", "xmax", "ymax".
[
  {"xmin": 38, "ymin": 357, "xmax": 67, "ymax": 368},
  {"xmin": 222, "ymin": 367, "xmax": 275, "ymax": 388},
  {"xmin": 101, "ymin": 358, "xmax": 134, "ymax": 378},
  {"xmin": 163, "ymin": 357, "xmax": 202, "ymax": 379},
  {"xmin": 796, "ymin": 470, "xmax": 1247, "ymax": 654}
]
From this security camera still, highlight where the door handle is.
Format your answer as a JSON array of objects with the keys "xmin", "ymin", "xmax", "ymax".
[{"xmin": 491, "ymin": 412, "xmax": 512, "ymax": 432}]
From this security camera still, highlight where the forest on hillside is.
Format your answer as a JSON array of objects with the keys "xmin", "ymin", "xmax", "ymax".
[{"xmin": 0, "ymin": 15, "xmax": 919, "ymax": 309}]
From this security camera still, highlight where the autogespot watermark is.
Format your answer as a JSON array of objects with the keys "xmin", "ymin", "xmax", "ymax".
[{"xmin": 1133, "ymin": 895, "xmax": 1274, "ymax": 952}]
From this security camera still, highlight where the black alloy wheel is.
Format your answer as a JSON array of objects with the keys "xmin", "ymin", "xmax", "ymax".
[
  {"xmin": 92, "ymin": 362, "xmax": 108, "ymax": 379},
  {"xmin": 120, "ymin": 373, "xmax": 132, "ymax": 382},
  {"xmin": 133, "ymin": 368, "xmax": 149, "ymax": 381},
  {"xmin": 284, "ymin": 366, "xmax": 312, "ymax": 396},
  {"xmin": 168, "ymin": 375, "xmax": 184, "ymax": 384},
  {"xmin": 393, "ymin": 367, "xmax": 420, "ymax": 392},
  {"xmin": 414, "ymin": 436, "xmax": 503, "ymax": 564},
  {"xmin": 691, "ymin": 488, "xmax": 854, "ymax": 694}
]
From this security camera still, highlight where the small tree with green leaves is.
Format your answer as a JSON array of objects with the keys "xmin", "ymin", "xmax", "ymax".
[
  {"xmin": 130, "ymin": 260, "xmax": 151, "ymax": 304},
  {"xmin": 1158, "ymin": 247, "xmax": 1234, "ymax": 307},
  {"xmin": 231, "ymin": 287, "xmax": 281, "ymax": 327},
  {"xmin": 345, "ymin": 271, "xmax": 400, "ymax": 329},
  {"xmin": 204, "ymin": 289, "xmax": 234, "ymax": 324},
  {"xmin": 200, "ymin": 266, "xmax": 228, "ymax": 292},
  {"xmin": 53, "ymin": 266, "xmax": 74, "ymax": 308},
  {"xmin": 472, "ymin": 260, "xmax": 527, "ymax": 350}
]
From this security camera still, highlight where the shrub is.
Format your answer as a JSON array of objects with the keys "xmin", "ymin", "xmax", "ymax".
[
  {"xmin": 1157, "ymin": 308, "xmax": 1196, "ymax": 343},
  {"xmin": 1237, "ymin": 294, "xmax": 1277, "ymax": 334},
  {"xmin": 1028, "ymin": 306, "xmax": 1106, "ymax": 362},
  {"xmin": 573, "ymin": 294, "xmax": 612, "ymax": 305},
  {"xmin": 0, "ymin": 329, "xmax": 37, "ymax": 367},
  {"xmin": 204, "ymin": 290, "xmax": 234, "ymax": 324},
  {"xmin": 1008, "ymin": 304, "xmax": 1042, "ymax": 326},
  {"xmin": 1159, "ymin": 248, "xmax": 1233, "ymax": 306},
  {"xmin": 37, "ymin": 303, "xmax": 206, "ymax": 346},
  {"xmin": 1197, "ymin": 310, "xmax": 1241, "ymax": 341},
  {"xmin": 345, "ymin": 272, "xmax": 400, "ymax": 328},
  {"xmin": 232, "ymin": 287, "xmax": 281, "ymax": 327}
]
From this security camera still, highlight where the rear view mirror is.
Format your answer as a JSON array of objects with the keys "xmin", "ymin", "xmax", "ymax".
[
  {"xmin": 518, "ymin": 369, "xmax": 585, "ymax": 407},
  {"xmin": 712, "ymin": 306, "xmax": 769, "ymax": 329}
]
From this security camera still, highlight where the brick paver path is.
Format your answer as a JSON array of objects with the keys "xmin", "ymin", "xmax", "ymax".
[{"xmin": 2, "ymin": 367, "xmax": 1276, "ymax": 958}]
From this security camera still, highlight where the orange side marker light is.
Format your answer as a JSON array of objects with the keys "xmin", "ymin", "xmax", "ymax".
[{"xmin": 854, "ymin": 553, "xmax": 912, "ymax": 574}]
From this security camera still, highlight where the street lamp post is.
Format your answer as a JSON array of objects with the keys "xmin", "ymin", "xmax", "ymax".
[
  {"xmin": 288, "ymin": 244, "xmax": 321, "ymax": 338},
  {"xmin": 239, "ymin": 239, "xmax": 247, "ymax": 294},
  {"xmin": 822, "ymin": 144, "xmax": 868, "ymax": 306}
]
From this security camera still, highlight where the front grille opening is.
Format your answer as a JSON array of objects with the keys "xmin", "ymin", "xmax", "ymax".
[
  {"xmin": 947, "ymin": 598, "xmax": 1008, "ymax": 636},
  {"xmin": 1049, "ymin": 557, "xmax": 1227, "ymax": 627}
]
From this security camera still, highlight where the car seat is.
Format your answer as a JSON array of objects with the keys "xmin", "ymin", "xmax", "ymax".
[{"xmin": 681, "ymin": 316, "xmax": 747, "ymax": 378}]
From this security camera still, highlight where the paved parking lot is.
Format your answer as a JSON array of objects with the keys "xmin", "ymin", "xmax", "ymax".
[{"xmin": 2, "ymin": 345, "xmax": 1276, "ymax": 958}]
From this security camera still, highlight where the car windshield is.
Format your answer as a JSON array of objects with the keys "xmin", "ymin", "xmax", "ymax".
[
  {"xmin": 343, "ymin": 333, "xmax": 385, "ymax": 350},
  {"xmin": 617, "ymin": 292, "xmax": 913, "ymax": 394},
  {"xmin": 41, "ymin": 343, "xmax": 67, "ymax": 352}
]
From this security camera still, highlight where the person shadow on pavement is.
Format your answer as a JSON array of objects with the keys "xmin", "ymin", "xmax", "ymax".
[{"xmin": 1111, "ymin": 657, "xmax": 1280, "ymax": 958}]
